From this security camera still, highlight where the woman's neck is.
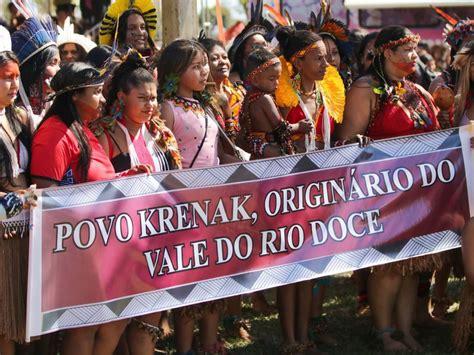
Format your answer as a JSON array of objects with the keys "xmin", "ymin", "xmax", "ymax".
[
  {"xmin": 214, "ymin": 79, "xmax": 225, "ymax": 92},
  {"xmin": 122, "ymin": 114, "xmax": 142, "ymax": 137},
  {"xmin": 384, "ymin": 63, "xmax": 405, "ymax": 83},
  {"xmin": 300, "ymin": 75, "xmax": 316, "ymax": 93},
  {"xmin": 176, "ymin": 86, "xmax": 194, "ymax": 99}
]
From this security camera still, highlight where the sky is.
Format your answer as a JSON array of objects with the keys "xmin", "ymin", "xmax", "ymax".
[{"xmin": 197, "ymin": 0, "xmax": 248, "ymax": 22}]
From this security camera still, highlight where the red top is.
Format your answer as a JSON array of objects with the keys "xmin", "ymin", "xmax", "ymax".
[
  {"xmin": 285, "ymin": 104, "xmax": 334, "ymax": 142},
  {"xmin": 31, "ymin": 116, "xmax": 116, "ymax": 184},
  {"xmin": 366, "ymin": 85, "xmax": 439, "ymax": 140}
]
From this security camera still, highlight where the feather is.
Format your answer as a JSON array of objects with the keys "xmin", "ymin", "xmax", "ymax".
[
  {"xmin": 431, "ymin": 6, "xmax": 457, "ymax": 26},
  {"xmin": 264, "ymin": 4, "xmax": 288, "ymax": 26},
  {"xmin": 0, "ymin": 26, "xmax": 11, "ymax": 52},
  {"xmin": 321, "ymin": 18, "xmax": 350, "ymax": 41},
  {"xmin": 284, "ymin": 9, "xmax": 294, "ymax": 28},
  {"xmin": 254, "ymin": 0, "xmax": 263, "ymax": 25},
  {"xmin": 57, "ymin": 17, "xmax": 96, "ymax": 53},
  {"xmin": 319, "ymin": 65, "xmax": 345, "ymax": 124},
  {"xmin": 99, "ymin": 0, "xmax": 157, "ymax": 46},
  {"xmin": 11, "ymin": 16, "xmax": 58, "ymax": 65}
]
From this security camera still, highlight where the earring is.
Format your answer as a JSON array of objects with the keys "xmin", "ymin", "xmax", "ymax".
[
  {"xmin": 162, "ymin": 74, "xmax": 179, "ymax": 99},
  {"xmin": 111, "ymin": 98, "xmax": 124, "ymax": 120}
]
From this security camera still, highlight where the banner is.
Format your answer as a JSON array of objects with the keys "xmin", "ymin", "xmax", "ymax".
[{"xmin": 26, "ymin": 127, "xmax": 474, "ymax": 340}]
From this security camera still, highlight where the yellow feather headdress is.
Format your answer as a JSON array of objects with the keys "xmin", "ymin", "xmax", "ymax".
[
  {"xmin": 275, "ymin": 56, "xmax": 345, "ymax": 123},
  {"xmin": 99, "ymin": 0, "xmax": 158, "ymax": 46}
]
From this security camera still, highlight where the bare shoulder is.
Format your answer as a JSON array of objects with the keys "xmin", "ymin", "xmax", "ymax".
[
  {"xmin": 352, "ymin": 75, "xmax": 376, "ymax": 89},
  {"xmin": 253, "ymin": 94, "xmax": 274, "ymax": 106},
  {"xmin": 159, "ymin": 100, "xmax": 175, "ymax": 129}
]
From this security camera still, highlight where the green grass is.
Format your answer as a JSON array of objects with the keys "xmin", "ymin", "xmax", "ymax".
[{"xmin": 156, "ymin": 273, "xmax": 465, "ymax": 354}]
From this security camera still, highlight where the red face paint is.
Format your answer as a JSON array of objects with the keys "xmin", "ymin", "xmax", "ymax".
[
  {"xmin": 0, "ymin": 61, "xmax": 20, "ymax": 80},
  {"xmin": 392, "ymin": 61, "xmax": 417, "ymax": 75}
]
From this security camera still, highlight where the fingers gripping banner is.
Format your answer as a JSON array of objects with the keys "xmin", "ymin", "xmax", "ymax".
[{"xmin": 26, "ymin": 127, "xmax": 474, "ymax": 339}]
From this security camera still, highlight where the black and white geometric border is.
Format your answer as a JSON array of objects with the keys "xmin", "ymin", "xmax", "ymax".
[{"xmin": 41, "ymin": 229, "xmax": 461, "ymax": 332}]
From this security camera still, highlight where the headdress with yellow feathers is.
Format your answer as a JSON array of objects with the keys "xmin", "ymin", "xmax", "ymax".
[{"xmin": 99, "ymin": 0, "xmax": 158, "ymax": 47}]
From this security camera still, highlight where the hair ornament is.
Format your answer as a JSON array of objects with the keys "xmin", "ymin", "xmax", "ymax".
[
  {"xmin": 247, "ymin": 57, "xmax": 280, "ymax": 83},
  {"xmin": 290, "ymin": 42, "xmax": 319, "ymax": 63},
  {"xmin": 11, "ymin": 15, "xmax": 58, "ymax": 66},
  {"xmin": 0, "ymin": 26, "xmax": 12, "ymax": 52},
  {"xmin": 57, "ymin": 17, "xmax": 96, "ymax": 53},
  {"xmin": 373, "ymin": 34, "xmax": 420, "ymax": 56},
  {"xmin": 99, "ymin": 0, "xmax": 158, "ymax": 46}
]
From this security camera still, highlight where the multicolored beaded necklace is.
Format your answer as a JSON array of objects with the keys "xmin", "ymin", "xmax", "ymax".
[{"xmin": 172, "ymin": 96, "xmax": 205, "ymax": 115}]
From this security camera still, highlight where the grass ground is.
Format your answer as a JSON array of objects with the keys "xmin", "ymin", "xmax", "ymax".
[{"xmin": 156, "ymin": 273, "xmax": 466, "ymax": 354}]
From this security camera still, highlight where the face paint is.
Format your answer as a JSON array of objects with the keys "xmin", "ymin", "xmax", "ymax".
[
  {"xmin": 0, "ymin": 61, "xmax": 20, "ymax": 80},
  {"xmin": 392, "ymin": 60, "xmax": 417, "ymax": 75}
]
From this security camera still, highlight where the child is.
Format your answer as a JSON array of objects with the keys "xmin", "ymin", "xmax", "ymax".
[
  {"xmin": 158, "ymin": 39, "xmax": 238, "ymax": 354},
  {"xmin": 239, "ymin": 47, "xmax": 313, "ymax": 159}
]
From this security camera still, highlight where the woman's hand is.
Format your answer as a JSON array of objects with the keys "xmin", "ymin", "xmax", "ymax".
[
  {"xmin": 297, "ymin": 119, "xmax": 314, "ymax": 134},
  {"xmin": 124, "ymin": 164, "xmax": 153, "ymax": 176},
  {"xmin": 335, "ymin": 134, "xmax": 372, "ymax": 148}
]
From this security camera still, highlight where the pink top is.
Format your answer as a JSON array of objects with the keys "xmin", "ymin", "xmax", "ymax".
[{"xmin": 166, "ymin": 98, "xmax": 219, "ymax": 169}]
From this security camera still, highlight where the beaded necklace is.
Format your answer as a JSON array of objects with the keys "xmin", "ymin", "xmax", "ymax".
[
  {"xmin": 369, "ymin": 80, "xmax": 434, "ymax": 130},
  {"xmin": 240, "ymin": 88, "xmax": 295, "ymax": 156},
  {"xmin": 172, "ymin": 96, "xmax": 205, "ymax": 115},
  {"xmin": 292, "ymin": 74, "xmax": 323, "ymax": 106},
  {"xmin": 395, "ymin": 80, "xmax": 432, "ymax": 128}
]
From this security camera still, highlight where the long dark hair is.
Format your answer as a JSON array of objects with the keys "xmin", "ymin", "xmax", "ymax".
[
  {"xmin": 106, "ymin": 51, "xmax": 155, "ymax": 114},
  {"xmin": 40, "ymin": 62, "xmax": 101, "ymax": 182},
  {"xmin": 117, "ymin": 9, "xmax": 156, "ymax": 52},
  {"xmin": 199, "ymin": 37, "xmax": 225, "ymax": 56},
  {"xmin": 356, "ymin": 31, "xmax": 378, "ymax": 77},
  {"xmin": 0, "ymin": 51, "xmax": 31, "ymax": 188},
  {"xmin": 368, "ymin": 26, "xmax": 416, "ymax": 103},
  {"xmin": 369, "ymin": 26, "xmax": 414, "ymax": 83},
  {"xmin": 276, "ymin": 26, "xmax": 322, "ymax": 63},
  {"xmin": 20, "ymin": 45, "xmax": 59, "ymax": 98},
  {"xmin": 157, "ymin": 39, "xmax": 206, "ymax": 99}
]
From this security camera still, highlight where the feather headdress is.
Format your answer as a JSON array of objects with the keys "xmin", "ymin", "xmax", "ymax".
[
  {"xmin": 431, "ymin": 7, "xmax": 474, "ymax": 51},
  {"xmin": 228, "ymin": 0, "xmax": 274, "ymax": 63},
  {"xmin": 99, "ymin": 0, "xmax": 158, "ymax": 46},
  {"xmin": 58, "ymin": 17, "xmax": 96, "ymax": 53},
  {"xmin": 446, "ymin": 19, "xmax": 474, "ymax": 51},
  {"xmin": 275, "ymin": 56, "xmax": 345, "ymax": 124},
  {"xmin": 309, "ymin": 0, "xmax": 353, "ymax": 60},
  {"xmin": 11, "ymin": 16, "xmax": 58, "ymax": 66},
  {"xmin": 0, "ymin": 26, "xmax": 12, "ymax": 52}
]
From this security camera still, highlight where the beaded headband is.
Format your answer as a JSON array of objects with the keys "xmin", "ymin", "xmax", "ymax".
[
  {"xmin": 373, "ymin": 34, "xmax": 420, "ymax": 55},
  {"xmin": 247, "ymin": 57, "xmax": 280, "ymax": 83},
  {"xmin": 290, "ymin": 42, "xmax": 319, "ymax": 63},
  {"xmin": 47, "ymin": 69, "xmax": 106, "ymax": 101}
]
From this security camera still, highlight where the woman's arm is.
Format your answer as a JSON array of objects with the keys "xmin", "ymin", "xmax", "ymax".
[
  {"xmin": 160, "ymin": 101, "xmax": 175, "ymax": 131},
  {"xmin": 336, "ymin": 78, "xmax": 375, "ymax": 141}
]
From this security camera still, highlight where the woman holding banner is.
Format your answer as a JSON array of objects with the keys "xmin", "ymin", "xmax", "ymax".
[
  {"xmin": 337, "ymin": 25, "xmax": 440, "ymax": 352},
  {"xmin": 451, "ymin": 40, "xmax": 474, "ymax": 353},
  {"xmin": 92, "ymin": 50, "xmax": 181, "ymax": 355},
  {"xmin": 30, "ymin": 62, "xmax": 151, "ymax": 355}
]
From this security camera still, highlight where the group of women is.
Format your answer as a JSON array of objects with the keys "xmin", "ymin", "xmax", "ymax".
[{"xmin": 0, "ymin": 0, "xmax": 474, "ymax": 353}]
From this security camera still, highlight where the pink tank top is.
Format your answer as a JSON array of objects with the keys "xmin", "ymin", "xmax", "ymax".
[{"xmin": 166, "ymin": 97, "xmax": 219, "ymax": 169}]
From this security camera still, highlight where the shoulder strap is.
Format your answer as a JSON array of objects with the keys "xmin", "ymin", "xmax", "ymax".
[{"xmin": 188, "ymin": 110, "xmax": 208, "ymax": 169}]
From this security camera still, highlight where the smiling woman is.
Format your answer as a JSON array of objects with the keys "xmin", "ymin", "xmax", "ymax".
[{"xmin": 99, "ymin": 0, "xmax": 158, "ymax": 56}]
